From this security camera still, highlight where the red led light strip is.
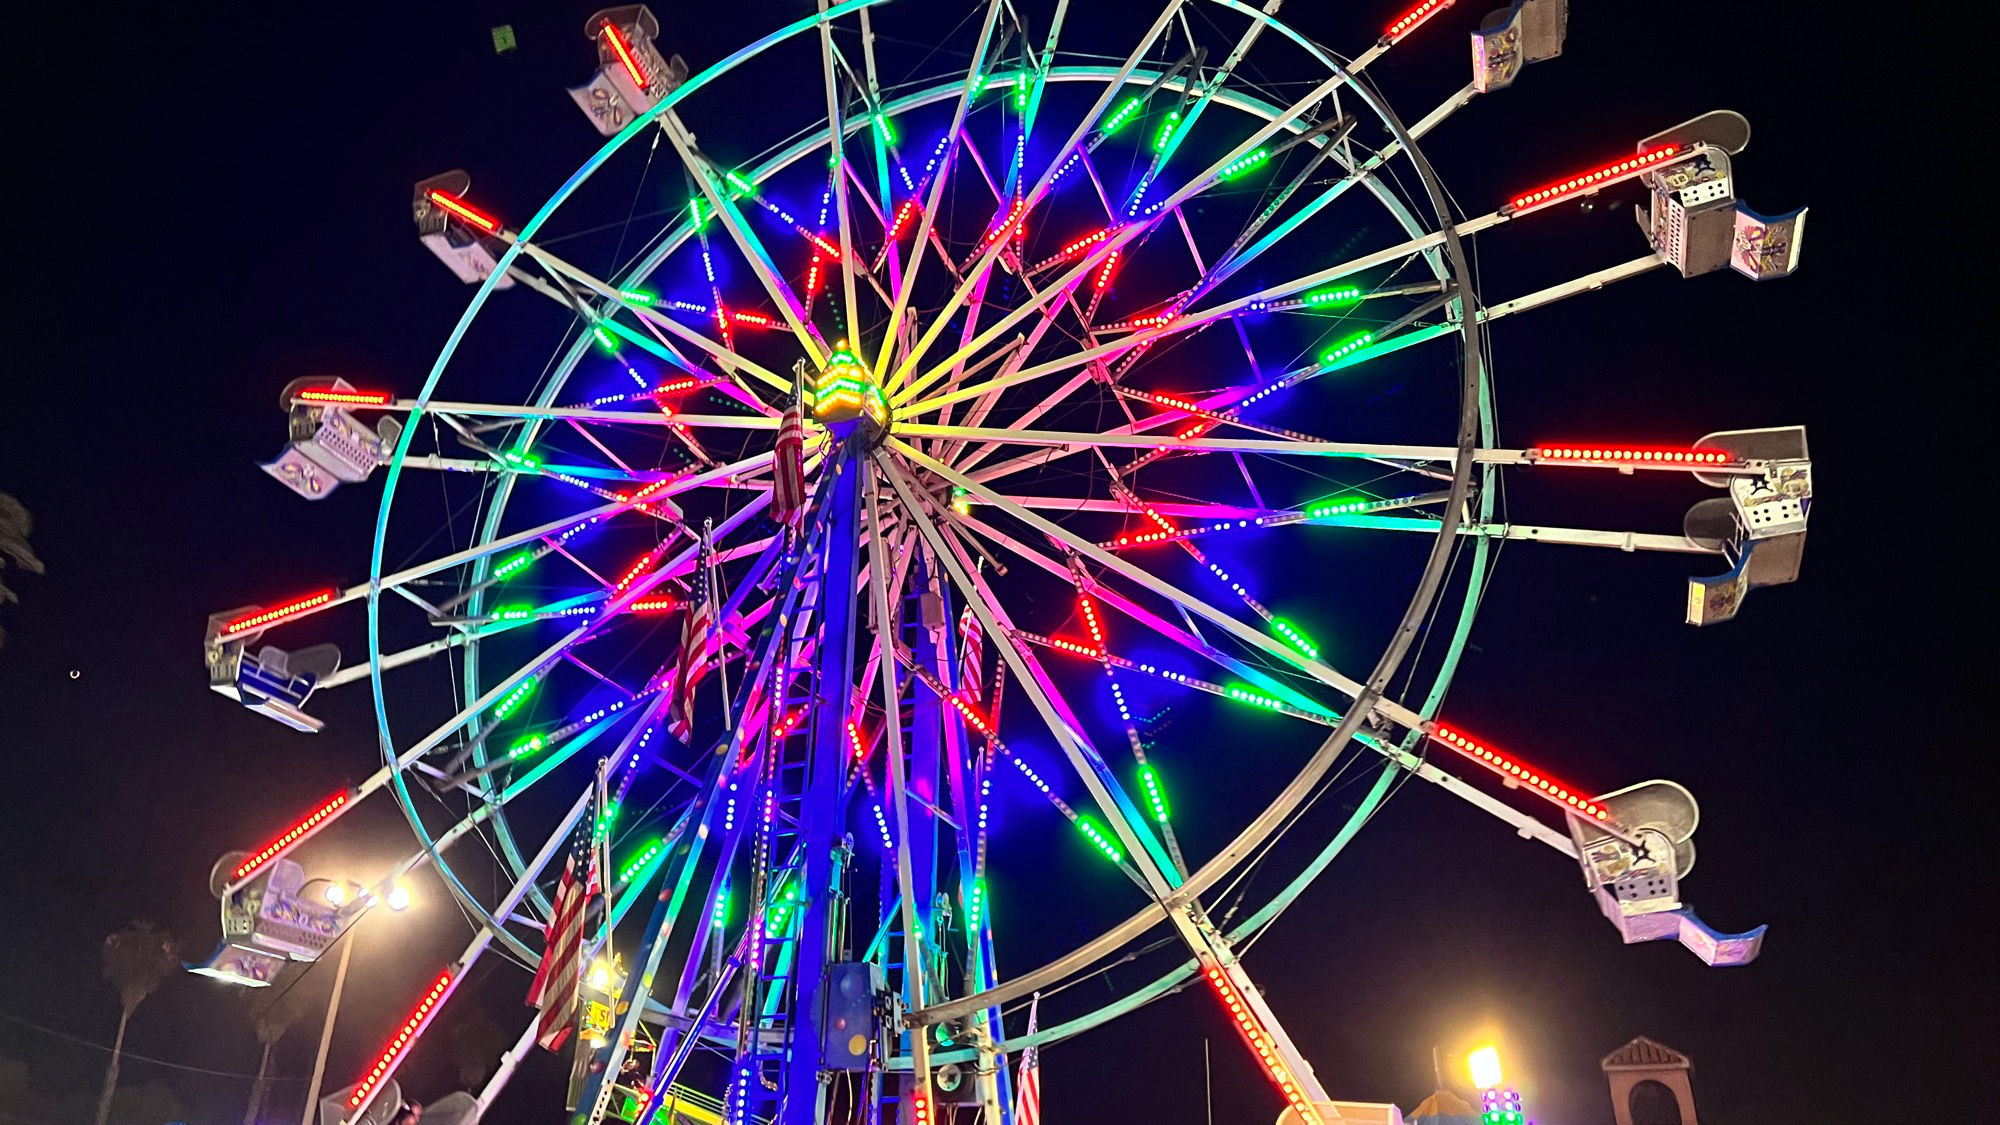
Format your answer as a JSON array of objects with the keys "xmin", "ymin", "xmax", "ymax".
[
  {"xmin": 1077, "ymin": 595, "xmax": 1107, "ymax": 648},
  {"xmin": 617, "ymin": 478, "xmax": 674, "ymax": 515},
  {"xmin": 221, "ymin": 590, "xmax": 336, "ymax": 636},
  {"xmin": 800, "ymin": 230, "xmax": 842, "ymax": 260},
  {"xmin": 1534, "ymin": 445, "xmax": 1729, "ymax": 465},
  {"xmin": 629, "ymin": 598, "xmax": 679, "ymax": 613},
  {"xmin": 1385, "ymin": 0, "xmax": 1453, "ymax": 38},
  {"xmin": 232, "ymin": 792, "xmax": 349, "ymax": 880},
  {"xmin": 1205, "ymin": 964, "xmax": 1325, "ymax": 1125},
  {"xmin": 348, "ymin": 970, "xmax": 455, "ymax": 1109},
  {"xmin": 979, "ymin": 199, "xmax": 1028, "ymax": 251},
  {"xmin": 613, "ymin": 541, "xmax": 675, "ymax": 596},
  {"xmin": 1095, "ymin": 250, "xmax": 1121, "ymax": 291},
  {"xmin": 294, "ymin": 388, "xmax": 391, "ymax": 406},
  {"xmin": 644, "ymin": 376, "xmax": 713, "ymax": 399},
  {"xmin": 1508, "ymin": 145, "xmax": 1680, "ymax": 211},
  {"xmin": 772, "ymin": 707, "xmax": 808, "ymax": 739},
  {"xmin": 1430, "ymin": 724, "xmax": 1611, "ymax": 821},
  {"xmin": 426, "ymin": 190, "xmax": 501, "ymax": 234},
  {"xmin": 1119, "ymin": 389, "xmax": 1320, "ymax": 445},
  {"xmin": 600, "ymin": 23, "xmax": 649, "ymax": 90},
  {"xmin": 887, "ymin": 199, "xmax": 922, "ymax": 240},
  {"xmin": 1027, "ymin": 227, "xmax": 1123, "ymax": 273}
]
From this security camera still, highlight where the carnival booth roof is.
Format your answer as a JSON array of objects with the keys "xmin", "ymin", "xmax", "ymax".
[{"xmin": 1602, "ymin": 1036, "xmax": 1693, "ymax": 1070}]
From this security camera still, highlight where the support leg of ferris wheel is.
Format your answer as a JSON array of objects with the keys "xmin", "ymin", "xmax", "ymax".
[
  {"xmin": 864, "ymin": 460, "xmax": 944, "ymax": 1123},
  {"xmin": 881, "ymin": 455, "xmax": 1342, "ymax": 1118},
  {"xmin": 815, "ymin": 0, "xmax": 863, "ymax": 342},
  {"xmin": 668, "ymin": 581, "xmax": 831, "ymax": 1022},
  {"xmin": 776, "ymin": 437, "xmax": 868, "ymax": 1125}
]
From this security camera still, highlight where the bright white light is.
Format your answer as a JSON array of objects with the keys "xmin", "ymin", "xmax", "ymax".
[
  {"xmin": 588, "ymin": 960, "xmax": 612, "ymax": 990},
  {"xmin": 322, "ymin": 883, "xmax": 347, "ymax": 906},
  {"xmin": 1468, "ymin": 1045, "xmax": 1503, "ymax": 1089},
  {"xmin": 386, "ymin": 883, "xmax": 413, "ymax": 912}
]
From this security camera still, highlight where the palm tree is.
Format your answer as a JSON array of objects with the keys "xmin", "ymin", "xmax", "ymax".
[
  {"xmin": 243, "ymin": 986, "xmax": 308, "ymax": 1125},
  {"xmin": 95, "ymin": 922, "xmax": 179, "ymax": 1125},
  {"xmin": 0, "ymin": 491, "xmax": 42, "ymax": 651}
]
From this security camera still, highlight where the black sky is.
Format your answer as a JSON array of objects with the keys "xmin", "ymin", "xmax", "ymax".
[{"xmin": 0, "ymin": 2, "xmax": 1978, "ymax": 1124}]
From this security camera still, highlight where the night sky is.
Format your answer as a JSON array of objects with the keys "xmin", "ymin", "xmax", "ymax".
[{"xmin": 0, "ymin": 2, "xmax": 1975, "ymax": 1124}]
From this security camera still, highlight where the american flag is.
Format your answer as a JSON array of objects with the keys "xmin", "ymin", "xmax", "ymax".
[
  {"xmin": 525, "ymin": 788, "xmax": 601, "ymax": 1051},
  {"xmin": 771, "ymin": 363, "xmax": 808, "ymax": 526},
  {"xmin": 1013, "ymin": 993, "xmax": 1041, "ymax": 1125},
  {"xmin": 671, "ymin": 528, "xmax": 719, "ymax": 738}
]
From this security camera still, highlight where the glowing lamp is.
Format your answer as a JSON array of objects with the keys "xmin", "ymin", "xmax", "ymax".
[
  {"xmin": 385, "ymin": 882, "xmax": 412, "ymax": 912},
  {"xmin": 1468, "ymin": 1045, "xmax": 1503, "ymax": 1089}
]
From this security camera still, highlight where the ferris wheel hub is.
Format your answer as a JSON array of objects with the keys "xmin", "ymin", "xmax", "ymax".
[{"xmin": 810, "ymin": 343, "xmax": 892, "ymax": 437}]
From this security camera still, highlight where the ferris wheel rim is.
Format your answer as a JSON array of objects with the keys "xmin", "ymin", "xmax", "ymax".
[{"xmin": 432, "ymin": 57, "xmax": 1483, "ymax": 931}]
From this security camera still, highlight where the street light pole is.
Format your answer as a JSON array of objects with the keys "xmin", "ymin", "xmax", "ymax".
[{"xmin": 301, "ymin": 923, "xmax": 357, "ymax": 1124}]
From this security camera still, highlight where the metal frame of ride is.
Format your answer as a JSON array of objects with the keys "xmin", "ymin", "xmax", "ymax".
[{"xmin": 192, "ymin": 2, "xmax": 1811, "ymax": 1123}]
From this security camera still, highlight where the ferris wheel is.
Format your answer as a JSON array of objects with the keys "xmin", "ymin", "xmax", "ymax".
[{"xmin": 194, "ymin": 2, "xmax": 1814, "ymax": 1123}]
